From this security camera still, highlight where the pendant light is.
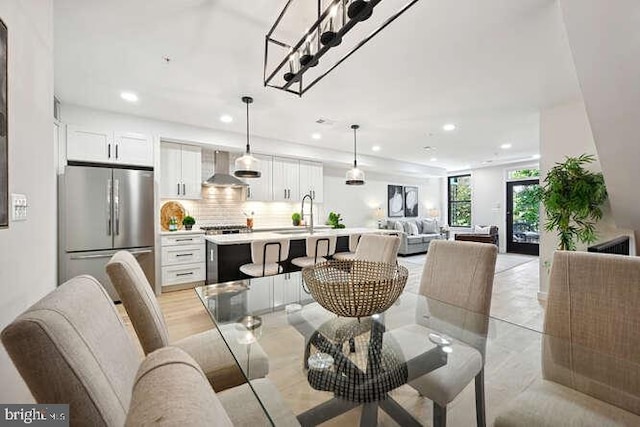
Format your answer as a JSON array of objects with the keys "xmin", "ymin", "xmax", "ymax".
[
  {"xmin": 345, "ymin": 124, "xmax": 365, "ymax": 185},
  {"xmin": 234, "ymin": 96, "xmax": 261, "ymax": 178}
]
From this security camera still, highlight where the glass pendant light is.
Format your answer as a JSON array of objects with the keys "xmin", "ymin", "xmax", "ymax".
[
  {"xmin": 346, "ymin": 124, "xmax": 365, "ymax": 185},
  {"xmin": 320, "ymin": 3, "xmax": 344, "ymax": 47},
  {"xmin": 234, "ymin": 96, "xmax": 261, "ymax": 178},
  {"xmin": 348, "ymin": 0, "xmax": 373, "ymax": 22}
]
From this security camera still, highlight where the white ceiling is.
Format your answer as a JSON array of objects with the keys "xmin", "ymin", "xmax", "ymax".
[{"xmin": 54, "ymin": 0, "xmax": 581, "ymax": 171}]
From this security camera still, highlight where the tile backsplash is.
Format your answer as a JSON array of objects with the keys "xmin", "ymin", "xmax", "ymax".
[{"xmin": 162, "ymin": 187, "xmax": 324, "ymax": 229}]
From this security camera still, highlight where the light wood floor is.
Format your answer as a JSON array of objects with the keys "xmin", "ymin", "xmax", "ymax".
[{"xmin": 118, "ymin": 254, "xmax": 544, "ymax": 426}]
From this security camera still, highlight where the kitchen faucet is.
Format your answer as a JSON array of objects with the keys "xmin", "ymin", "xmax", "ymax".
[{"xmin": 301, "ymin": 193, "xmax": 314, "ymax": 234}]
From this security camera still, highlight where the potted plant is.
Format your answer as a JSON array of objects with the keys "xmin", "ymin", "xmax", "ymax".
[
  {"xmin": 292, "ymin": 212, "xmax": 302, "ymax": 226},
  {"xmin": 326, "ymin": 212, "xmax": 346, "ymax": 229},
  {"xmin": 541, "ymin": 154, "xmax": 608, "ymax": 250},
  {"xmin": 182, "ymin": 215, "xmax": 196, "ymax": 231}
]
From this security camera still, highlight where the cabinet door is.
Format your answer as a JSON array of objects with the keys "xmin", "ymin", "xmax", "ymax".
[
  {"xmin": 285, "ymin": 159, "xmax": 300, "ymax": 201},
  {"xmin": 298, "ymin": 161, "xmax": 312, "ymax": 200},
  {"xmin": 246, "ymin": 154, "xmax": 272, "ymax": 201},
  {"xmin": 272, "ymin": 157, "xmax": 289, "ymax": 201},
  {"xmin": 114, "ymin": 132, "xmax": 153, "ymax": 167},
  {"xmin": 273, "ymin": 273, "xmax": 300, "ymax": 307},
  {"xmin": 67, "ymin": 125, "xmax": 113, "ymax": 164},
  {"xmin": 180, "ymin": 145, "xmax": 202, "ymax": 200},
  {"xmin": 160, "ymin": 142, "xmax": 182, "ymax": 199},
  {"xmin": 310, "ymin": 162, "xmax": 324, "ymax": 203}
]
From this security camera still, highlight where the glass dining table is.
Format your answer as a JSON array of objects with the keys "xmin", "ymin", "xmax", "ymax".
[{"xmin": 195, "ymin": 271, "xmax": 544, "ymax": 427}]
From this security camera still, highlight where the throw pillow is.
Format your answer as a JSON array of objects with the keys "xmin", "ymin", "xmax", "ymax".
[
  {"xmin": 422, "ymin": 219, "xmax": 439, "ymax": 234},
  {"xmin": 474, "ymin": 225, "xmax": 491, "ymax": 235},
  {"xmin": 402, "ymin": 221, "xmax": 413, "ymax": 234},
  {"xmin": 394, "ymin": 221, "xmax": 405, "ymax": 233},
  {"xmin": 407, "ymin": 222, "xmax": 419, "ymax": 236}
]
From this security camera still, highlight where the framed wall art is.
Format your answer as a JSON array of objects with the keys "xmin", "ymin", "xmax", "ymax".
[
  {"xmin": 387, "ymin": 185, "xmax": 404, "ymax": 218},
  {"xmin": 404, "ymin": 186, "xmax": 419, "ymax": 217},
  {"xmin": 0, "ymin": 19, "xmax": 7, "ymax": 227}
]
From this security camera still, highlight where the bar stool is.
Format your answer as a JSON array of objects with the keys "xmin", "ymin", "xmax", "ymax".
[
  {"xmin": 291, "ymin": 235, "xmax": 337, "ymax": 268},
  {"xmin": 240, "ymin": 239, "xmax": 290, "ymax": 277},
  {"xmin": 332, "ymin": 234, "xmax": 361, "ymax": 261}
]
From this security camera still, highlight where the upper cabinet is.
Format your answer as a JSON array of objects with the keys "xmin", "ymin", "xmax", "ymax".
[
  {"xmin": 67, "ymin": 125, "xmax": 153, "ymax": 167},
  {"xmin": 272, "ymin": 157, "xmax": 300, "ymax": 202},
  {"xmin": 299, "ymin": 161, "xmax": 324, "ymax": 203},
  {"xmin": 236, "ymin": 153, "xmax": 273, "ymax": 201},
  {"xmin": 160, "ymin": 142, "xmax": 202, "ymax": 200}
]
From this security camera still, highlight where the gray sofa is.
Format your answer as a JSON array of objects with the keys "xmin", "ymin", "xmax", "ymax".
[{"xmin": 382, "ymin": 218, "xmax": 443, "ymax": 256}]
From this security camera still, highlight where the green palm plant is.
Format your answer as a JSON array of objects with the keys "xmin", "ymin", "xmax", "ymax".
[{"xmin": 541, "ymin": 154, "xmax": 608, "ymax": 250}]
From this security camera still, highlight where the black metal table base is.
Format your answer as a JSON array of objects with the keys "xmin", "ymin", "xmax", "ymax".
[{"xmin": 297, "ymin": 394, "xmax": 422, "ymax": 427}]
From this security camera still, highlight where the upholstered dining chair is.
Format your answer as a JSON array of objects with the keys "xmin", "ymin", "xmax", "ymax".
[
  {"xmin": 333, "ymin": 233, "xmax": 361, "ymax": 260},
  {"xmin": 240, "ymin": 238, "xmax": 290, "ymax": 277},
  {"xmin": 494, "ymin": 251, "xmax": 640, "ymax": 427},
  {"xmin": 387, "ymin": 239, "xmax": 497, "ymax": 427},
  {"xmin": 1, "ymin": 275, "xmax": 297, "ymax": 427},
  {"xmin": 354, "ymin": 233, "xmax": 401, "ymax": 264},
  {"xmin": 106, "ymin": 250, "xmax": 269, "ymax": 391},
  {"xmin": 291, "ymin": 234, "xmax": 337, "ymax": 268}
]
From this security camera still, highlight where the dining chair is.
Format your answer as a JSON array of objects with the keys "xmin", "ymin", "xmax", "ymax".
[
  {"xmin": 494, "ymin": 251, "xmax": 640, "ymax": 426},
  {"xmin": 354, "ymin": 233, "xmax": 401, "ymax": 264},
  {"xmin": 240, "ymin": 238, "xmax": 290, "ymax": 277},
  {"xmin": 106, "ymin": 250, "xmax": 269, "ymax": 391},
  {"xmin": 333, "ymin": 233, "xmax": 361, "ymax": 260},
  {"xmin": 387, "ymin": 239, "xmax": 497, "ymax": 427},
  {"xmin": 291, "ymin": 234, "xmax": 337, "ymax": 268},
  {"xmin": 1, "ymin": 275, "xmax": 298, "ymax": 427}
]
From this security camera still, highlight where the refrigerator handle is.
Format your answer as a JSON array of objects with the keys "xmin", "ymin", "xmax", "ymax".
[
  {"xmin": 107, "ymin": 178, "xmax": 112, "ymax": 236},
  {"xmin": 114, "ymin": 179, "xmax": 120, "ymax": 235}
]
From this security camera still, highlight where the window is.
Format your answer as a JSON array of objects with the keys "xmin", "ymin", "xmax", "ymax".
[
  {"xmin": 448, "ymin": 174, "xmax": 471, "ymax": 227},
  {"xmin": 507, "ymin": 168, "xmax": 540, "ymax": 180}
]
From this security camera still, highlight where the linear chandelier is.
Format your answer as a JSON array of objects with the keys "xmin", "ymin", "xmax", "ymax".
[{"xmin": 264, "ymin": 0, "xmax": 421, "ymax": 97}]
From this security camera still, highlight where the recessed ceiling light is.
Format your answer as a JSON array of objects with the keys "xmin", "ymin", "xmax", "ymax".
[
  {"xmin": 372, "ymin": 145, "xmax": 381, "ymax": 152},
  {"xmin": 501, "ymin": 143, "xmax": 512, "ymax": 149},
  {"xmin": 430, "ymin": 157, "xmax": 437, "ymax": 162},
  {"xmin": 120, "ymin": 91, "xmax": 138, "ymax": 103},
  {"xmin": 311, "ymin": 133, "xmax": 322, "ymax": 140},
  {"xmin": 442, "ymin": 124, "xmax": 456, "ymax": 132},
  {"xmin": 532, "ymin": 154, "xmax": 541, "ymax": 159},
  {"xmin": 220, "ymin": 115, "xmax": 233, "ymax": 123}
]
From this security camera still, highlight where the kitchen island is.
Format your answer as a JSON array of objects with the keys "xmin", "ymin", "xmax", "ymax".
[{"xmin": 205, "ymin": 227, "xmax": 394, "ymax": 283}]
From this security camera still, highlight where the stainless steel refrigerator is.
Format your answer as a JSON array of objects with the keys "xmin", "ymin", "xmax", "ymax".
[{"xmin": 59, "ymin": 165, "xmax": 155, "ymax": 300}]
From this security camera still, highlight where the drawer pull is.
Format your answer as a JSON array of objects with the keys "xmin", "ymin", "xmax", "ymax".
[
  {"xmin": 176, "ymin": 272, "xmax": 194, "ymax": 277},
  {"xmin": 175, "ymin": 253, "xmax": 194, "ymax": 257},
  {"xmin": 175, "ymin": 238, "xmax": 194, "ymax": 242}
]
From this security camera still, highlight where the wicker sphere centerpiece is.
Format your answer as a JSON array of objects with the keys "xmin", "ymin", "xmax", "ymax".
[{"xmin": 302, "ymin": 260, "xmax": 408, "ymax": 318}]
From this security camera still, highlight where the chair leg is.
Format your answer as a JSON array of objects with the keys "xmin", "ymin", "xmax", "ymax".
[
  {"xmin": 475, "ymin": 369, "xmax": 486, "ymax": 427},
  {"xmin": 349, "ymin": 337, "xmax": 356, "ymax": 353},
  {"xmin": 433, "ymin": 403, "xmax": 447, "ymax": 427}
]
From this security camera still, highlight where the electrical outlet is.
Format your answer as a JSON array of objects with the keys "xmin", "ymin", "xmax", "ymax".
[{"xmin": 11, "ymin": 193, "xmax": 28, "ymax": 221}]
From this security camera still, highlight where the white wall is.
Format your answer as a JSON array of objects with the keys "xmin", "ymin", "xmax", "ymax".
[
  {"xmin": 323, "ymin": 167, "xmax": 443, "ymax": 228},
  {"xmin": 539, "ymin": 101, "xmax": 634, "ymax": 295},
  {"xmin": 0, "ymin": 0, "xmax": 55, "ymax": 403}
]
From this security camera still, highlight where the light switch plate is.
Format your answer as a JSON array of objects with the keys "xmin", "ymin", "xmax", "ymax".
[{"xmin": 11, "ymin": 193, "xmax": 28, "ymax": 221}]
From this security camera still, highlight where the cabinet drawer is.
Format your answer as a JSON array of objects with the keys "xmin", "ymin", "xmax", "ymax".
[
  {"xmin": 161, "ymin": 234, "xmax": 205, "ymax": 247},
  {"xmin": 162, "ymin": 244, "xmax": 204, "ymax": 265},
  {"xmin": 161, "ymin": 263, "xmax": 205, "ymax": 286}
]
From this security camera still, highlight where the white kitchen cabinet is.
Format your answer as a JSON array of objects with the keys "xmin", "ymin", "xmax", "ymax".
[
  {"xmin": 230, "ymin": 153, "xmax": 273, "ymax": 201},
  {"xmin": 160, "ymin": 142, "xmax": 202, "ymax": 200},
  {"xmin": 66, "ymin": 125, "xmax": 153, "ymax": 167},
  {"xmin": 161, "ymin": 231, "xmax": 205, "ymax": 288},
  {"xmin": 273, "ymin": 273, "xmax": 300, "ymax": 308},
  {"xmin": 272, "ymin": 157, "xmax": 300, "ymax": 202},
  {"xmin": 299, "ymin": 161, "xmax": 324, "ymax": 203}
]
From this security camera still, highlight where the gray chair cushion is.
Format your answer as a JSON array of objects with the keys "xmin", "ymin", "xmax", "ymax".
[
  {"xmin": 1, "ymin": 275, "xmax": 140, "ymax": 427},
  {"xmin": 126, "ymin": 346, "xmax": 233, "ymax": 427},
  {"xmin": 494, "ymin": 380, "xmax": 640, "ymax": 427}
]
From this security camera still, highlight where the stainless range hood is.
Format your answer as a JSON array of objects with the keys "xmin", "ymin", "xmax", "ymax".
[{"xmin": 202, "ymin": 150, "xmax": 248, "ymax": 188}]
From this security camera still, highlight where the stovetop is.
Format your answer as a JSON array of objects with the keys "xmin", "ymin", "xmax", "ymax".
[{"xmin": 200, "ymin": 225, "xmax": 251, "ymax": 235}]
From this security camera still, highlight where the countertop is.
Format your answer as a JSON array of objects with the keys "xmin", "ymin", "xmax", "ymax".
[{"xmin": 205, "ymin": 227, "xmax": 393, "ymax": 245}]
